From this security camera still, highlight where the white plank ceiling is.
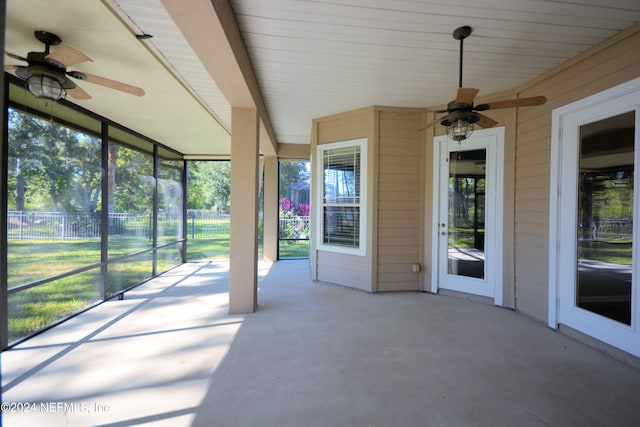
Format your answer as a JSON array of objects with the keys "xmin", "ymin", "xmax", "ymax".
[
  {"xmin": 5, "ymin": 0, "xmax": 231, "ymax": 156},
  {"xmin": 230, "ymin": 0, "xmax": 640, "ymax": 143},
  {"xmin": 5, "ymin": 0, "xmax": 640, "ymax": 151}
]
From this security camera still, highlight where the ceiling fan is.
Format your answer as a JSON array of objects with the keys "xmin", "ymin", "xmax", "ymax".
[
  {"xmin": 5, "ymin": 30, "xmax": 145, "ymax": 101},
  {"xmin": 418, "ymin": 26, "xmax": 546, "ymax": 141}
]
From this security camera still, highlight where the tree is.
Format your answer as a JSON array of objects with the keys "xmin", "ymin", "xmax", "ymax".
[
  {"xmin": 107, "ymin": 144, "xmax": 118, "ymax": 214},
  {"xmin": 111, "ymin": 145, "xmax": 154, "ymax": 213},
  {"xmin": 7, "ymin": 108, "xmax": 102, "ymax": 213},
  {"xmin": 279, "ymin": 161, "xmax": 309, "ymax": 199},
  {"xmin": 187, "ymin": 161, "xmax": 231, "ymax": 213}
]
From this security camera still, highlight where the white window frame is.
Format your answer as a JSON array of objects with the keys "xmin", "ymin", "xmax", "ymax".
[{"xmin": 316, "ymin": 138, "xmax": 367, "ymax": 256}]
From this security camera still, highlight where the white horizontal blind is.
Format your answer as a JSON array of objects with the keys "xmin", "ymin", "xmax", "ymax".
[{"xmin": 319, "ymin": 141, "xmax": 363, "ymax": 251}]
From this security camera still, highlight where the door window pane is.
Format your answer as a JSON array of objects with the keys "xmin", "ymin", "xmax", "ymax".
[
  {"xmin": 448, "ymin": 149, "xmax": 486, "ymax": 279},
  {"xmin": 577, "ymin": 111, "xmax": 635, "ymax": 325}
]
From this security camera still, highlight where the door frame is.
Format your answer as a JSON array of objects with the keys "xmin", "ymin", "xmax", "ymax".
[
  {"xmin": 430, "ymin": 127, "xmax": 504, "ymax": 305},
  {"xmin": 549, "ymin": 77, "xmax": 640, "ymax": 357}
]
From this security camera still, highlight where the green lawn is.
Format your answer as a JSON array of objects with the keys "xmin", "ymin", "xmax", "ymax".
[
  {"xmin": 7, "ymin": 238, "xmax": 169, "ymax": 343},
  {"xmin": 279, "ymin": 240, "xmax": 310, "ymax": 258},
  {"xmin": 8, "ymin": 268, "xmax": 102, "ymax": 342},
  {"xmin": 186, "ymin": 238, "xmax": 309, "ymax": 260},
  {"xmin": 7, "ymin": 233, "xmax": 306, "ymax": 343},
  {"xmin": 579, "ymin": 240, "xmax": 632, "ymax": 265},
  {"xmin": 7, "ymin": 239, "xmax": 102, "ymax": 288},
  {"xmin": 186, "ymin": 239, "xmax": 231, "ymax": 261}
]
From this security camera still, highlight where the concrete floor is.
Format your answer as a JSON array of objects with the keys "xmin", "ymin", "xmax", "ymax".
[{"xmin": 2, "ymin": 259, "xmax": 640, "ymax": 427}]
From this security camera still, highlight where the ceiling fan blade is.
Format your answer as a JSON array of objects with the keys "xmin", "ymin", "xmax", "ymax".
[
  {"xmin": 5, "ymin": 51, "xmax": 28, "ymax": 62},
  {"xmin": 4, "ymin": 64, "xmax": 21, "ymax": 73},
  {"xmin": 474, "ymin": 113, "xmax": 498, "ymax": 129},
  {"xmin": 66, "ymin": 84, "xmax": 92, "ymax": 100},
  {"xmin": 4, "ymin": 64, "xmax": 28, "ymax": 81},
  {"xmin": 46, "ymin": 45, "xmax": 93, "ymax": 68},
  {"xmin": 10, "ymin": 65, "xmax": 29, "ymax": 80},
  {"xmin": 417, "ymin": 116, "xmax": 446, "ymax": 132},
  {"xmin": 475, "ymin": 96, "xmax": 547, "ymax": 111},
  {"xmin": 69, "ymin": 71, "xmax": 145, "ymax": 97},
  {"xmin": 456, "ymin": 87, "xmax": 479, "ymax": 105}
]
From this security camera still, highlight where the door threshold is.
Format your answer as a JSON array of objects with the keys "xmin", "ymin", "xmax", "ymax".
[
  {"xmin": 438, "ymin": 288, "xmax": 495, "ymax": 306},
  {"xmin": 559, "ymin": 324, "xmax": 640, "ymax": 371}
]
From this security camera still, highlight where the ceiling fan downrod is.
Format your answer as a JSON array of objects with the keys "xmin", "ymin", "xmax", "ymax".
[
  {"xmin": 453, "ymin": 26, "xmax": 472, "ymax": 89},
  {"xmin": 34, "ymin": 30, "xmax": 62, "ymax": 55}
]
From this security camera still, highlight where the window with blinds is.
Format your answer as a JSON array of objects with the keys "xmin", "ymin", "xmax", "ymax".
[{"xmin": 317, "ymin": 138, "xmax": 367, "ymax": 255}]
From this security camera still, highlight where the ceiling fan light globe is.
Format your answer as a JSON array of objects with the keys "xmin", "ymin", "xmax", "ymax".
[
  {"xmin": 447, "ymin": 118, "xmax": 474, "ymax": 142},
  {"xmin": 27, "ymin": 74, "xmax": 66, "ymax": 101}
]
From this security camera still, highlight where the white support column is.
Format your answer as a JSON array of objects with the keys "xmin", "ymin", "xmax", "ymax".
[
  {"xmin": 263, "ymin": 156, "xmax": 279, "ymax": 262},
  {"xmin": 229, "ymin": 107, "xmax": 259, "ymax": 314}
]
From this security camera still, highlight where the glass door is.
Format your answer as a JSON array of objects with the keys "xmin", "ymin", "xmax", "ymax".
[
  {"xmin": 433, "ymin": 129, "xmax": 503, "ymax": 301},
  {"xmin": 552, "ymin": 78, "xmax": 640, "ymax": 357}
]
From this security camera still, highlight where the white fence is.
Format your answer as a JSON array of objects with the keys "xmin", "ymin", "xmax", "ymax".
[
  {"xmin": 8, "ymin": 211, "xmax": 164, "ymax": 240},
  {"xmin": 589, "ymin": 219, "xmax": 633, "ymax": 242},
  {"xmin": 8, "ymin": 211, "xmax": 103, "ymax": 240},
  {"xmin": 7, "ymin": 210, "xmax": 311, "ymax": 241},
  {"xmin": 279, "ymin": 215, "xmax": 310, "ymax": 240}
]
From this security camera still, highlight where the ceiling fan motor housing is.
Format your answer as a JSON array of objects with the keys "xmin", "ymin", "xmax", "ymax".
[
  {"xmin": 440, "ymin": 110, "xmax": 480, "ymax": 127},
  {"xmin": 447, "ymin": 100, "xmax": 473, "ymax": 111}
]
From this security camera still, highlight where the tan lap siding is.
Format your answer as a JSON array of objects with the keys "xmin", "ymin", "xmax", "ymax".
[
  {"xmin": 316, "ymin": 251, "xmax": 371, "ymax": 291},
  {"xmin": 376, "ymin": 110, "xmax": 422, "ymax": 291}
]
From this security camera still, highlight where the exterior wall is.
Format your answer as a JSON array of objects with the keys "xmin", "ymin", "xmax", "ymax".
[
  {"xmin": 311, "ymin": 107, "xmax": 376, "ymax": 292},
  {"xmin": 308, "ymin": 22, "xmax": 640, "ymax": 308},
  {"xmin": 513, "ymin": 24, "xmax": 640, "ymax": 321},
  {"xmin": 376, "ymin": 108, "xmax": 424, "ymax": 291},
  {"xmin": 311, "ymin": 106, "xmax": 425, "ymax": 292}
]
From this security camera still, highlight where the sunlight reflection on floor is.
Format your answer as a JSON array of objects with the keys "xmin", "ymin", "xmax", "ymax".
[{"xmin": 2, "ymin": 261, "xmax": 248, "ymax": 426}]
